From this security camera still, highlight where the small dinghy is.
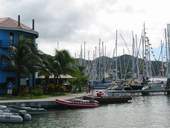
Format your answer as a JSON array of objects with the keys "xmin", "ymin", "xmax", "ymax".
[
  {"xmin": 56, "ymin": 99, "xmax": 99, "ymax": 109},
  {"xmin": 0, "ymin": 110, "xmax": 23, "ymax": 123},
  {"xmin": 0, "ymin": 105, "xmax": 31, "ymax": 121},
  {"xmin": 0, "ymin": 105, "xmax": 7, "ymax": 110},
  {"xmin": 9, "ymin": 105, "xmax": 47, "ymax": 115},
  {"xmin": 10, "ymin": 109, "xmax": 31, "ymax": 121}
]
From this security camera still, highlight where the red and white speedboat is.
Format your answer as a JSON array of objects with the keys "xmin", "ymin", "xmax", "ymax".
[{"xmin": 55, "ymin": 99, "xmax": 99, "ymax": 108}]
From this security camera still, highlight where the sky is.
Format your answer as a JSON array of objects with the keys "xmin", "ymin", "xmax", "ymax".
[{"xmin": 0, "ymin": 0, "xmax": 170, "ymax": 60}]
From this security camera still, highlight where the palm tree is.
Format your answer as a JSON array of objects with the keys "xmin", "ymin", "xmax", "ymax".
[
  {"xmin": 38, "ymin": 53, "xmax": 54, "ymax": 92},
  {"xmin": 9, "ymin": 36, "xmax": 41, "ymax": 94},
  {"xmin": 71, "ymin": 65, "xmax": 88, "ymax": 92},
  {"xmin": 53, "ymin": 49, "xmax": 75, "ymax": 84}
]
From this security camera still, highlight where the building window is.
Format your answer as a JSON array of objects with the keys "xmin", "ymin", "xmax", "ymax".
[{"xmin": 9, "ymin": 32, "xmax": 14, "ymax": 45}]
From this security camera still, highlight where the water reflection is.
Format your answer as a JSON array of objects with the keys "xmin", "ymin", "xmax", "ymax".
[{"xmin": 1, "ymin": 96, "xmax": 170, "ymax": 128}]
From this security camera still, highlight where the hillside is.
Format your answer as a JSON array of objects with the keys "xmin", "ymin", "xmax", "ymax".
[{"xmin": 76, "ymin": 54, "xmax": 166, "ymax": 80}]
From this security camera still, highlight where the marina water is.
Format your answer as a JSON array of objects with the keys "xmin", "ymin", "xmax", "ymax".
[{"xmin": 1, "ymin": 95, "xmax": 170, "ymax": 128}]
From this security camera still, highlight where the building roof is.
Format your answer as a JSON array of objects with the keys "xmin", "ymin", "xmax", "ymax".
[
  {"xmin": 0, "ymin": 17, "xmax": 38, "ymax": 37},
  {"xmin": 37, "ymin": 74, "xmax": 75, "ymax": 79}
]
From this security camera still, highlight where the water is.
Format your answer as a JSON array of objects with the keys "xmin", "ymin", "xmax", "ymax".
[{"xmin": 1, "ymin": 95, "xmax": 170, "ymax": 128}]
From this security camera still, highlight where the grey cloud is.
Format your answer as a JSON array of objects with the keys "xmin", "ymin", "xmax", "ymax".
[{"xmin": 1, "ymin": 0, "xmax": 118, "ymax": 43}]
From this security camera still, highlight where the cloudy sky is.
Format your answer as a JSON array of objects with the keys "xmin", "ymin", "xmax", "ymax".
[{"xmin": 0, "ymin": 0, "xmax": 170, "ymax": 59}]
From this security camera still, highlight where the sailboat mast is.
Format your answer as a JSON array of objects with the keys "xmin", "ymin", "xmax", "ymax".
[
  {"xmin": 165, "ymin": 28, "xmax": 168, "ymax": 77},
  {"xmin": 84, "ymin": 41, "xmax": 86, "ymax": 66},
  {"xmin": 123, "ymin": 48, "xmax": 125, "ymax": 80},
  {"xmin": 166, "ymin": 24, "xmax": 170, "ymax": 92},
  {"xmin": 142, "ymin": 23, "xmax": 150, "ymax": 79},
  {"xmin": 80, "ymin": 44, "xmax": 83, "ymax": 66},
  {"xmin": 94, "ymin": 46, "xmax": 97, "ymax": 80},
  {"xmin": 115, "ymin": 30, "xmax": 118, "ymax": 80},
  {"xmin": 57, "ymin": 41, "xmax": 60, "ymax": 50},
  {"xmin": 142, "ymin": 23, "xmax": 146, "ymax": 78},
  {"xmin": 102, "ymin": 41, "xmax": 105, "ymax": 79},
  {"xmin": 148, "ymin": 41, "xmax": 152, "ymax": 77},
  {"xmin": 98, "ymin": 39, "xmax": 101, "ymax": 80},
  {"xmin": 104, "ymin": 44, "xmax": 106, "ymax": 78},
  {"xmin": 87, "ymin": 50, "xmax": 90, "ymax": 79},
  {"xmin": 132, "ymin": 31, "xmax": 135, "ymax": 79},
  {"xmin": 135, "ymin": 34, "xmax": 140, "ymax": 79}
]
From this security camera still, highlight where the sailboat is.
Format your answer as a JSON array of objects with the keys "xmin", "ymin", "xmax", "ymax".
[{"xmin": 141, "ymin": 26, "xmax": 168, "ymax": 94}]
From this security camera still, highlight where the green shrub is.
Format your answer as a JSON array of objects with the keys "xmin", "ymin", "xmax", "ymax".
[
  {"xmin": 46, "ymin": 84, "xmax": 66, "ymax": 94},
  {"xmin": 31, "ymin": 87, "xmax": 43, "ymax": 96},
  {"xmin": 0, "ymin": 83, "xmax": 7, "ymax": 89},
  {"xmin": 47, "ymin": 84, "xmax": 56, "ymax": 93},
  {"xmin": 19, "ymin": 86, "xmax": 29, "ymax": 96},
  {"xmin": 55, "ymin": 84, "xmax": 64, "ymax": 92}
]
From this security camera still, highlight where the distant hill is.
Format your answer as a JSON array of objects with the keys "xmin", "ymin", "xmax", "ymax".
[{"xmin": 76, "ymin": 54, "xmax": 166, "ymax": 80}]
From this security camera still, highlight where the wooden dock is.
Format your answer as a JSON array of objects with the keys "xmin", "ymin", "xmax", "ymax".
[{"xmin": 108, "ymin": 89, "xmax": 170, "ymax": 94}]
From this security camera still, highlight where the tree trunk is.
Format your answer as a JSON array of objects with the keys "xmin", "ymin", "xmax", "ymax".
[
  {"xmin": 16, "ymin": 72, "xmax": 20, "ymax": 95},
  {"xmin": 54, "ymin": 75, "xmax": 59, "ymax": 85},
  {"xmin": 44, "ymin": 76, "xmax": 49, "ymax": 94},
  {"xmin": 56, "ymin": 75, "xmax": 59, "ymax": 85},
  {"xmin": 32, "ymin": 72, "xmax": 35, "ymax": 88}
]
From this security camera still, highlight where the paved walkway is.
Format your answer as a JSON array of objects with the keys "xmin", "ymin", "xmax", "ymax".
[{"xmin": 0, "ymin": 93, "xmax": 87, "ymax": 103}]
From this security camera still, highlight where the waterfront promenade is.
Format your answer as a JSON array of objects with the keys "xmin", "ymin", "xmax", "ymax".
[{"xmin": 0, "ymin": 93, "xmax": 87, "ymax": 108}]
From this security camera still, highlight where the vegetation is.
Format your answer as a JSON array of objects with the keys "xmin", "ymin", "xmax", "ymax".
[
  {"xmin": 8, "ymin": 36, "xmax": 41, "ymax": 94},
  {"xmin": 70, "ymin": 65, "xmax": 88, "ymax": 92},
  {"xmin": 4, "ymin": 36, "xmax": 88, "ymax": 96},
  {"xmin": 2, "ymin": 36, "xmax": 165, "ymax": 97},
  {"xmin": 53, "ymin": 49, "xmax": 75, "ymax": 84}
]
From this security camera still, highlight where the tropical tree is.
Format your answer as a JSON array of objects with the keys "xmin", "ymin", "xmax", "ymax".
[
  {"xmin": 38, "ymin": 53, "xmax": 54, "ymax": 92},
  {"xmin": 9, "ymin": 36, "xmax": 41, "ymax": 94},
  {"xmin": 70, "ymin": 65, "xmax": 88, "ymax": 92},
  {"xmin": 53, "ymin": 49, "xmax": 75, "ymax": 84}
]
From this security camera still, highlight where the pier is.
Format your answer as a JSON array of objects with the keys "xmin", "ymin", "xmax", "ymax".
[
  {"xmin": 108, "ymin": 89, "xmax": 170, "ymax": 95},
  {"xmin": 0, "ymin": 93, "xmax": 86, "ymax": 109}
]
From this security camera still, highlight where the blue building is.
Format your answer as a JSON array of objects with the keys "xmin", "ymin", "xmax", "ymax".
[{"xmin": 0, "ymin": 15, "xmax": 38, "ymax": 84}]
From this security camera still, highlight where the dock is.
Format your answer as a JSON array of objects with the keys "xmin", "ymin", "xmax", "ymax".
[
  {"xmin": 108, "ymin": 89, "xmax": 170, "ymax": 95},
  {"xmin": 0, "ymin": 93, "xmax": 86, "ymax": 109}
]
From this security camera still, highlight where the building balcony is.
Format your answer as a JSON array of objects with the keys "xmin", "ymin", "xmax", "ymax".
[
  {"xmin": 0, "ymin": 41, "xmax": 9, "ymax": 48},
  {"xmin": 0, "ymin": 63, "xmax": 13, "ymax": 72},
  {"xmin": 0, "ymin": 63, "xmax": 8, "ymax": 69},
  {"xmin": 0, "ymin": 40, "xmax": 16, "ymax": 49}
]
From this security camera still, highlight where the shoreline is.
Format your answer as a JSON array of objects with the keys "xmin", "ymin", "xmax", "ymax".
[{"xmin": 0, "ymin": 93, "xmax": 87, "ymax": 109}]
